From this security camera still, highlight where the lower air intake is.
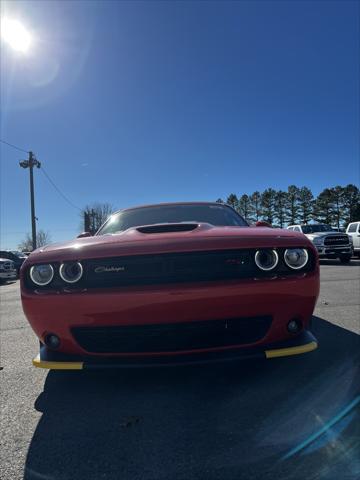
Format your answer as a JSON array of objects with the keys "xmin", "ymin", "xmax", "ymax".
[{"xmin": 72, "ymin": 316, "xmax": 272, "ymax": 354}]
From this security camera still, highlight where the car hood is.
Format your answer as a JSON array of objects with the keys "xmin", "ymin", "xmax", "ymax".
[{"xmin": 25, "ymin": 223, "xmax": 314, "ymax": 264}]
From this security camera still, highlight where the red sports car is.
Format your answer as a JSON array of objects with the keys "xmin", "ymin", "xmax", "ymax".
[{"xmin": 20, "ymin": 202, "xmax": 319, "ymax": 370}]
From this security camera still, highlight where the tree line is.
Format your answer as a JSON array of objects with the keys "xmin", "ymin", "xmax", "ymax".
[
  {"xmin": 17, "ymin": 185, "xmax": 360, "ymax": 250},
  {"xmin": 216, "ymin": 184, "xmax": 360, "ymax": 228}
]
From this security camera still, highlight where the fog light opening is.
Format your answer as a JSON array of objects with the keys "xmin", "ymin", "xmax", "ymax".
[
  {"xmin": 287, "ymin": 319, "xmax": 302, "ymax": 334},
  {"xmin": 44, "ymin": 334, "xmax": 61, "ymax": 349}
]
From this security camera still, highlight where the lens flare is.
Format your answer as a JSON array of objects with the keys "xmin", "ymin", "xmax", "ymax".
[{"xmin": 1, "ymin": 17, "xmax": 32, "ymax": 53}]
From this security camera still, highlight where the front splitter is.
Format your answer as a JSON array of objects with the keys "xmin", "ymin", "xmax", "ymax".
[{"xmin": 32, "ymin": 330, "xmax": 318, "ymax": 370}]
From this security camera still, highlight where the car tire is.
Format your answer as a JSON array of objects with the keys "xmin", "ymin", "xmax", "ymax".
[{"xmin": 339, "ymin": 255, "xmax": 352, "ymax": 264}]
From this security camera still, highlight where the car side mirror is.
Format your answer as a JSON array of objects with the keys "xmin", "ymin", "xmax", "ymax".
[
  {"xmin": 77, "ymin": 231, "xmax": 92, "ymax": 238},
  {"xmin": 255, "ymin": 221, "xmax": 272, "ymax": 228}
]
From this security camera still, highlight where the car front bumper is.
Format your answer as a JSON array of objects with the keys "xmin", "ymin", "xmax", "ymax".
[
  {"xmin": 33, "ymin": 330, "xmax": 318, "ymax": 369},
  {"xmin": 22, "ymin": 271, "xmax": 320, "ymax": 362},
  {"xmin": 315, "ymin": 245, "xmax": 352, "ymax": 256},
  {"xmin": 0, "ymin": 270, "xmax": 17, "ymax": 280}
]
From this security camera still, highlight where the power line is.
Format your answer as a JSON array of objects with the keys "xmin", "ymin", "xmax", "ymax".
[
  {"xmin": 0, "ymin": 139, "xmax": 29, "ymax": 154},
  {"xmin": 1, "ymin": 138, "xmax": 82, "ymax": 213},
  {"xmin": 40, "ymin": 166, "xmax": 82, "ymax": 212}
]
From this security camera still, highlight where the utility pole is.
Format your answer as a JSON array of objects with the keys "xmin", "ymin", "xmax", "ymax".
[
  {"xmin": 91, "ymin": 209, "xmax": 96, "ymax": 234},
  {"xmin": 19, "ymin": 151, "xmax": 41, "ymax": 251},
  {"xmin": 84, "ymin": 209, "xmax": 97, "ymax": 234},
  {"xmin": 84, "ymin": 211, "xmax": 90, "ymax": 233}
]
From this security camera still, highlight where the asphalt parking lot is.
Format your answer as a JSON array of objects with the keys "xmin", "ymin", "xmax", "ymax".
[{"xmin": 1, "ymin": 260, "xmax": 359, "ymax": 480}]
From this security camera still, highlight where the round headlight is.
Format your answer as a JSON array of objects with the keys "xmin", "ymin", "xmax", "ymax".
[
  {"xmin": 254, "ymin": 249, "xmax": 279, "ymax": 271},
  {"xmin": 59, "ymin": 262, "xmax": 83, "ymax": 283},
  {"xmin": 284, "ymin": 248, "xmax": 309, "ymax": 270},
  {"xmin": 30, "ymin": 264, "xmax": 54, "ymax": 286}
]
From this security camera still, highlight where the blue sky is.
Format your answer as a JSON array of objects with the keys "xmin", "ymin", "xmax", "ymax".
[{"xmin": 1, "ymin": 0, "xmax": 359, "ymax": 249}]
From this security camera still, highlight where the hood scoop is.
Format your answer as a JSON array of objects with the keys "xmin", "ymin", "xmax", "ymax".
[{"xmin": 136, "ymin": 223, "xmax": 199, "ymax": 234}]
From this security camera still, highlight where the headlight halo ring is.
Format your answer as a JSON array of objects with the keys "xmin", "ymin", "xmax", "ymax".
[
  {"xmin": 59, "ymin": 261, "xmax": 83, "ymax": 284},
  {"xmin": 29, "ymin": 264, "xmax": 54, "ymax": 286},
  {"xmin": 284, "ymin": 248, "xmax": 309, "ymax": 270},
  {"xmin": 254, "ymin": 249, "xmax": 279, "ymax": 271}
]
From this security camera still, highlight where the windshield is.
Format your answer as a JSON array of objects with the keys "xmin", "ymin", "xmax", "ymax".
[
  {"xmin": 97, "ymin": 204, "xmax": 248, "ymax": 235},
  {"xmin": 302, "ymin": 224, "xmax": 334, "ymax": 234}
]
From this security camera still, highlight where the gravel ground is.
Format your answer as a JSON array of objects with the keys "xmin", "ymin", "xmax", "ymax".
[{"xmin": 1, "ymin": 259, "xmax": 359, "ymax": 480}]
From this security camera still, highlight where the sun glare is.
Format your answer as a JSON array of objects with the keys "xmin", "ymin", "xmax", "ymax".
[{"xmin": 1, "ymin": 17, "xmax": 32, "ymax": 53}]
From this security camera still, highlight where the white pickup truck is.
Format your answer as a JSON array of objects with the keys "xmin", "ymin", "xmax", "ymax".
[
  {"xmin": 287, "ymin": 224, "xmax": 352, "ymax": 263},
  {"xmin": 0, "ymin": 258, "xmax": 17, "ymax": 283},
  {"xmin": 346, "ymin": 222, "xmax": 360, "ymax": 257}
]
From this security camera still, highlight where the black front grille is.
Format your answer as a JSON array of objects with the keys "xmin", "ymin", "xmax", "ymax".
[
  {"xmin": 83, "ymin": 250, "xmax": 252, "ymax": 288},
  {"xmin": 24, "ymin": 248, "xmax": 316, "ymax": 291},
  {"xmin": 324, "ymin": 235, "xmax": 349, "ymax": 246},
  {"xmin": 71, "ymin": 316, "xmax": 272, "ymax": 353},
  {"xmin": 0, "ymin": 261, "xmax": 13, "ymax": 271},
  {"xmin": 81, "ymin": 249, "xmax": 312, "ymax": 289}
]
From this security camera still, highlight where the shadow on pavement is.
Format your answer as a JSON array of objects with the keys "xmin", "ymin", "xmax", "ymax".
[
  {"xmin": 25, "ymin": 317, "xmax": 360, "ymax": 480},
  {"xmin": 0, "ymin": 281, "xmax": 17, "ymax": 287}
]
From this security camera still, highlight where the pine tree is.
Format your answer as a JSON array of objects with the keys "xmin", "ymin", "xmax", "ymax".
[
  {"xmin": 285, "ymin": 185, "xmax": 299, "ymax": 225},
  {"xmin": 298, "ymin": 187, "xmax": 314, "ymax": 224},
  {"xmin": 249, "ymin": 191, "xmax": 262, "ymax": 221},
  {"xmin": 342, "ymin": 184, "xmax": 360, "ymax": 224},
  {"xmin": 274, "ymin": 190, "xmax": 287, "ymax": 228},
  {"xmin": 330, "ymin": 186, "xmax": 345, "ymax": 229},
  {"xmin": 261, "ymin": 188, "xmax": 276, "ymax": 224},
  {"xmin": 226, "ymin": 194, "xmax": 239, "ymax": 211},
  {"xmin": 238, "ymin": 194, "xmax": 253, "ymax": 222},
  {"xmin": 313, "ymin": 188, "xmax": 334, "ymax": 225}
]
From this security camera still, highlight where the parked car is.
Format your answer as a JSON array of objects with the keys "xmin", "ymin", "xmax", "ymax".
[
  {"xmin": 346, "ymin": 221, "xmax": 360, "ymax": 257},
  {"xmin": 287, "ymin": 224, "xmax": 352, "ymax": 263},
  {"xmin": 0, "ymin": 258, "xmax": 17, "ymax": 283},
  {"xmin": 0, "ymin": 250, "xmax": 26, "ymax": 274},
  {"xmin": 21, "ymin": 202, "xmax": 319, "ymax": 370}
]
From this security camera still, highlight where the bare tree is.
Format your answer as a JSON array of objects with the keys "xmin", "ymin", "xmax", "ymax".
[
  {"xmin": 81, "ymin": 202, "xmax": 116, "ymax": 234},
  {"xmin": 18, "ymin": 230, "xmax": 52, "ymax": 252}
]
